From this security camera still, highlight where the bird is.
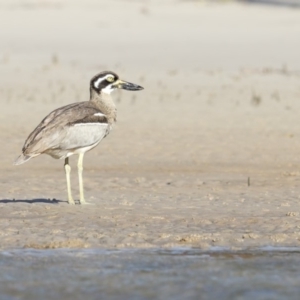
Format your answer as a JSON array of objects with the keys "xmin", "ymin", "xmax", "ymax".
[{"xmin": 14, "ymin": 71, "xmax": 144, "ymax": 205}]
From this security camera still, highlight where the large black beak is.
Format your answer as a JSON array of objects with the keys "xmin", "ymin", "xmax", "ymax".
[{"xmin": 114, "ymin": 79, "xmax": 144, "ymax": 91}]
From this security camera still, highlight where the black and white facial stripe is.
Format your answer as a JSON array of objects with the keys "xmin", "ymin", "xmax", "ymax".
[{"xmin": 90, "ymin": 71, "xmax": 119, "ymax": 94}]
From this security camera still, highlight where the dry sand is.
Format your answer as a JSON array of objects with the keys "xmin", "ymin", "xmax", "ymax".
[{"xmin": 0, "ymin": 0, "xmax": 300, "ymax": 250}]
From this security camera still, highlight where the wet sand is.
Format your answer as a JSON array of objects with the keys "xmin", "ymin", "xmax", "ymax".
[
  {"xmin": 0, "ymin": 0, "xmax": 300, "ymax": 250},
  {"xmin": 1, "ymin": 248, "xmax": 300, "ymax": 300}
]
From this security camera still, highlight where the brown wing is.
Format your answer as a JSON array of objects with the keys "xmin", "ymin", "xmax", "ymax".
[{"xmin": 22, "ymin": 102, "xmax": 107, "ymax": 156}]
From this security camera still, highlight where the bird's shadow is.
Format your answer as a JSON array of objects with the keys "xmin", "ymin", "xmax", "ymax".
[{"xmin": 0, "ymin": 198, "xmax": 66, "ymax": 204}]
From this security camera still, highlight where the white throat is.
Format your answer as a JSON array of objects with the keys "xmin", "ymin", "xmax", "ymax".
[{"xmin": 100, "ymin": 85, "xmax": 115, "ymax": 95}]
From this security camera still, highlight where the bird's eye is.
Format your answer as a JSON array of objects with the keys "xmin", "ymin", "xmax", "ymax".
[{"xmin": 106, "ymin": 76, "xmax": 114, "ymax": 82}]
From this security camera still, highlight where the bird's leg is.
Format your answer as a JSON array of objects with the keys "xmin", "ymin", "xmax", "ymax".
[
  {"xmin": 77, "ymin": 153, "xmax": 88, "ymax": 204},
  {"xmin": 64, "ymin": 157, "xmax": 75, "ymax": 205}
]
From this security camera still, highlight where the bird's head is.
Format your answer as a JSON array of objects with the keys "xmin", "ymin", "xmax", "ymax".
[{"xmin": 90, "ymin": 71, "xmax": 144, "ymax": 94}]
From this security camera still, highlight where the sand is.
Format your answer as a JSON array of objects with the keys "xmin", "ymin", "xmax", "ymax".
[{"xmin": 0, "ymin": 0, "xmax": 300, "ymax": 250}]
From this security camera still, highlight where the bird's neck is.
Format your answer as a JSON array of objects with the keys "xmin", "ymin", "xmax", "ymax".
[{"xmin": 90, "ymin": 88, "xmax": 117, "ymax": 123}]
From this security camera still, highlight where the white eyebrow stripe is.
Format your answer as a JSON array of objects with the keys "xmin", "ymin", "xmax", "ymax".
[
  {"xmin": 93, "ymin": 77, "xmax": 103, "ymax": 88},
  {"xmin": 93, "ymin": 74, "xmax": 115, "ymax": 88},
  {"xmin": 74, "ymin": 123, "xmax": 108, "ymax": 127},
  {"xmin": 94, "ymin": 113, "xmax": 105, "ymax": 117}
]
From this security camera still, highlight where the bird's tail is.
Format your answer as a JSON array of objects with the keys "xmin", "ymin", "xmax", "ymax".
[{"xmin": 13, "ymin": 154, "xmax": 32, "ymax": 165}]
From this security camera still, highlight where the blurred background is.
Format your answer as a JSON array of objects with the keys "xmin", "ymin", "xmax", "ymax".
[{"xmin": 1, "ymin": 0, "xmax": 300, "ymax": 72}]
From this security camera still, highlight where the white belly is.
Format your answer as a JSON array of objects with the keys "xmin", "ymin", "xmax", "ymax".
[
  {"xmin": 45, "ymin": 123, "xmax": 111, "ymax": 159},
  {"xmin": 69, "ymin": 139, "xmax": 102, "ymax": 156}
]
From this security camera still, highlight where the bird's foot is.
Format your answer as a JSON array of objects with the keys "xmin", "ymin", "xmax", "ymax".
[
  {"xmin": 79, "ymin": 198, "xmax": 93, "ymax": 205},
  {"xmin": 68, "ymin": 198, "xmax": 76, "ymax": 205}
]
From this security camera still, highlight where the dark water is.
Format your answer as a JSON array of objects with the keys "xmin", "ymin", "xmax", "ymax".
[
  {"xmin": 242, "ymin": 0, "xmax": 300, "ymax": 8},
  {"xmin": 0, "ymin": 247, "xmax": 300, "ymax": 300}
]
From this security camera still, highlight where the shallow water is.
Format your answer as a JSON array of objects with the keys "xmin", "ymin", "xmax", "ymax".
[{"xmin": 0, "ymin": 248, "xmax": 300, "ymax": 300}]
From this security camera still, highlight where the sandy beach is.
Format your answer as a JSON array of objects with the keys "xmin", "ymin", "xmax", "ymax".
[{"xmin": 0, "ymin": 0, "xmax": 300, "ymax": 251}]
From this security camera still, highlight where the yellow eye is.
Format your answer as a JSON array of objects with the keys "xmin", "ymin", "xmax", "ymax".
[{"xmin": 106, "ymin": 76, "xmax": 114, "ymax": 82}]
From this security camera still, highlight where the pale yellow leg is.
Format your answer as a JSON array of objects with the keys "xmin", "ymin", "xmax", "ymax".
[
  {"xmin": 64, "ymin": 157, "xmax": 75, "ymax": 205},
  {"xmin": 78, "ymin": 153, "xmax": 88, "ymax": 204}
]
